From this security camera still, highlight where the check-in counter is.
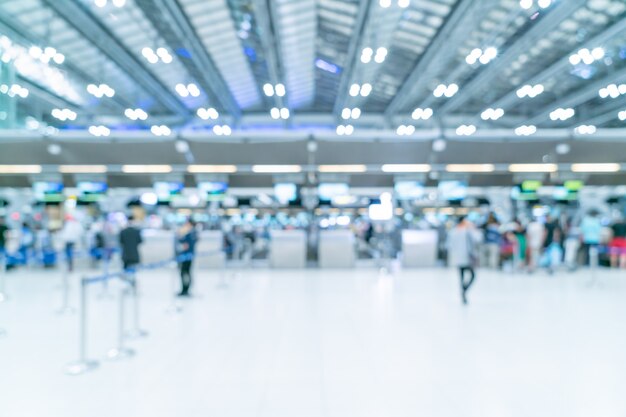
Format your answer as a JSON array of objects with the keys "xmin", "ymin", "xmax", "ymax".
[
  {"xmin": 269, "ymin": 230, "xmax": 307, "ymax": 268},
  {"xmin": 318, "ymin": 230, "xmax": 355, "ymax": 268},
  {"xmin": 401, "ymin": 229, "xmax": 438, "ymax": 268},
  {"xmin": 195, "ymin": 230, "xmax": 225, "ymax": 269}
]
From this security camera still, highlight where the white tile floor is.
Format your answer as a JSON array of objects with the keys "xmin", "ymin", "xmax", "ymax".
[{"xmin": 1, "ymin": 265, "xmax": 626, "ymax": 417}]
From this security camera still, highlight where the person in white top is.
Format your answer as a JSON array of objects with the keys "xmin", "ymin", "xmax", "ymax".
[
  {"xmin": 526, "ymin": 218, "xmax": 545, "ymax": 273},
  {"xmin": 447, "ymin": 216, "xmax": 480, "ymax": 305},
  {"xmin": 59, "ymin": 215, "xmax": 84, "ymax": 272}
]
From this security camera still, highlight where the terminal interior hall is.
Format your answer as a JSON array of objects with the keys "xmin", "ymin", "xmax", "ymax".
[{"xmin": 2, "ymin": 0, "xmax": 626, "ymax": 416}]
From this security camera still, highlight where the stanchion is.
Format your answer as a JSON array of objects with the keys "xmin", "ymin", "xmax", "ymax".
[
  {"xmin": 64, "ymin": 279, "xmax": 99, "ymax": 375},
  {"xmin": 125, "ymin": 271, "xmax": 148, "ymax": 339},
  {"xmin": 106, "ymin": 282, "xmax": 135, "ymax": 360},
  {"xmin": 97, "ymin": 253, "xmax": 113, "ymax": 299},
  {"xmin": 165, "ymin": 261, "xmax": 183, "ymax": 313},
  {"xmin": 57, "ymin": 266, "xmax": 76, "ymax": 315}
]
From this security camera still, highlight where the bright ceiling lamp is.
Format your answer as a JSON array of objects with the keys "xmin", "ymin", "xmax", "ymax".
[
  {"xmin": 571, "ymin": 163, "xmax": 620, "ymax": 173},
  {"xmin": 0, "ymin": 165, "xmax": 42, "ymax": 174},
  {"xmin": 252, "ymin": 165, "xmax": 302, "ymax": 173},
  {"xmin": 122, "ymin": 165, "xmax": 172, "ymax": 174},
  {"xmin": 187, "ymin": 165, "xmax": 237, "ymax": 173},
  {"xmin": 318, "ymin": 165, "xmax": 367, "ymax": 173},
  {"xmin": 446, "ymin": 164, "xmax": 495, "ymax": 173},
  {"xmin": 508, "ymin": 164, "xmax": 557, "ymax": 173},
  {"xmin": 381, "ymin": 164, "xmax": 431, "ymax": 173},
  {"xmin": 59, "ymin": 165, "xmax": 108, "ymax": 174}
]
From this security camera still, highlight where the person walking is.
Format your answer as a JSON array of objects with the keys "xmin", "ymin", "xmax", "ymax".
[
  {"xmin": 176, "ymin": 219, "xmax": 197, "ymax": 297},
  {"xmin": 0, "ymin": 217, "xmax": 8, "ymax": 261},
  {"xmin": 526, "ymin": 217, "xmax": 545, "ymax": 273},
  {"xmin": 580, "ymin": 209, "xmax": 602, "ymax": 266},
  {"xmin": 60, "ymin": 215, "xmax": 84, "ymax": 272},
  {"xmin": 482, "ymin": 213, "xmax": 501, "ymax": 269},
  {"xmin": 119, "ymin": 215, "xmax": 142, "ymax": 271},
  {"xmin": 447, "ymin": 216, "xmax": 479, "ymax": 305}
]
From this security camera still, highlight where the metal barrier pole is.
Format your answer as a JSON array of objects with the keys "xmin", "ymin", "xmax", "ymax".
[
  {"xmin": 64, "ymin": 278, "xmax": 99, "ymax": 375},
  {"xmin": 97, "ymin": 252, "xmax": 113, "ymax": 299},
  {"xmin": 166, "ymin": 261, "xmax": 183, "ymax": 313},
  {"xmin": 126, "ymin": 271, "xmax": 148, "ymax": 339},
  {"xmin": 106, "ymin": 281, "xmax": 135, "ymax": 360},
  {"xmin": 57, "ymin": 265, "xmax": 76, "ymax": 315}
]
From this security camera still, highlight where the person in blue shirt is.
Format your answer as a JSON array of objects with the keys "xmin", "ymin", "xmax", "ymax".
[
  {"xmin": 580, "ymin": 209, "xmax": 603, "ymax": 266},
  {"xmin": 176, "ymin": 219, "xmax": 197, "ymax": 297}
]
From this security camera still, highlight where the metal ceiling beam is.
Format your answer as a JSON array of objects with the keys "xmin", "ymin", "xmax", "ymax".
[
  {"xmin": 252, "ymin": 0, "xmax": 287, "ymax": 111},
  {"xmin": 571, "ymin": 96, "xmax": 626, "ymax": 127},
  {"xmin": 485, "ymin": 17, "xmax": 626, "ymax": 114},
  {"xmin": 135, "ymin": 0, "xmax": 241, "ymax": 119},
  {"xmin": 42, "ymin": 0, "xmax": 188, "ymax": 117},
  {"xmin": 383, "ymin": 0, "xmax": 479, "ymax": 118},
  {"xmin": 439, "ymin": 0, "xmax": 587, "ymax": 115},
  {"xmin": 332, "ymin": 0, "xmax": 373, "ymax": 118},
  {"xmin": 523, "ymin": 66, "xmax": 626, "ymax": 126}
]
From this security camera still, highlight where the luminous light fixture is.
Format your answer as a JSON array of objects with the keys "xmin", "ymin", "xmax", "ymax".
[
  {"xmin": 252, "ymin": 165, "xmax": 302, "ymax": 173},
  {"xmin": 360, "ymin": 48, "xmax": 373, "ymax": 63},
  {"xmin": 58, "ymin": 165, "xmax": 108, "ymax": 174},
  {"xmin": 196, "ymin": 107, "xmax": 219, "ymax": 120},
  {"xmin": 87, "ymin": 83, "xmax": 115, "ymax": 98},
  {"xmin": 1, "ymin": 84, "xmax": 29, "ymax": 98},
  {"xmin": 175, "ymin": 83, "xmax": 200, "ymax": 97},
  {"xmin": 549, "ymin": 107, "xmax": 575, "ymax": 121},
  {"xmin": 398, "ymin": 0, "xmax": 410, "ymax": 7},
  {"xmin": 124, "ymin": 108, "xmax": 148, "ymax": 121},
  {"xmin": 51, "ymin": 108, "xmax": 77, "ymax": 121},
  {"xmin": 456, "ymin": 124, "xmax": 476, "ymax": 136},
  {"xmin": 142, "ymin": 47, "xmax": 172, "ymax": 64},
  {"xmin": 481, "ymin": 108, "xmax": 504, "ymax": 121},
  {"xmin": 29, "ymin": 45, "xmax": 64, "ymax": 65},
  {"xmin": 446, "ymin": 164, "xmax": 495, "ymax": 173},
  {"xmin": 95, "ymin": 0, "xmax": 126, "ymax": 6},
  {"xmin": 412, "ymin": 107, "xmax": 433, "ymax": 120},
  {"xmin": 150, "ymin": 125, "xmax": 171, "ymax": 136},
  {"xmin": 212, "ymin": 125, "xmax": 232, "ymax": 136},
  {"xmin": 271, "ymin": 107, "xmax": 289, "ymax": 120},
  {"xmin": 466, "ymin": 47, "xmax": 498, "ymax": 65},
  {"xmin": 571, "ymin": 163, "xmax": 620, "ymax": 173},
  {"xmin": 379, "ymin": 0, "xmax": 391, "ymax": 7},
  {"xmin": 598, "ymin": 83, "xmax": 626, "ymax": 99},
  {"xmin": 187, "ymin": 165, "xmax": 238, "ymax": 173},
  {"xmin": 88, "ymin": 125, "xmax": 110, "ymax": 137},
  {"xmin": 433, "ymin": 83, "xmax": 458, "ymax": 98},
  {"xmin": 515, "ymin": 125, "xmax": 537, "ymax": 136},
  {"xmin": 263, "ymin": 83, "xmax": 285, "ymax": 97},
  {"xmin": 374, "ymin": 47, "xmax": 387, "ymax": 64},
  {"xmin": 516, "ymin": 84, "xmax": 544, "ymax": 98},
  {"xmin": 122, "ymin": 165, "xmax": 172, "ymax": 174},
  {"xmin": 396, "ymin": 125, "xmax": 415, "ymax": 136},
  {"xmin": 570, "ymin": 47, "xmax": 604, "ymax": 66},
  {"xmin": 381, "ymin": 164, "xmax": 431, "ymax": 173},
  {"xmin": 574, "ymin": 125, "xmax": 596, "ymax": 135},
  {"xmin": 342, "ymin": 107, "xmax": 361, "ymax": 120},
  {"xmin": 0, "ymin": 165, "xmax": 42, "ymax": 174},
  {"xmin": 618, "ymin": 110, "xmax": 626, "ymax": 121},
  {"xmin": 519, "ymin": 0, "xmax": 550, "ymax": 9},
  {"xmin": 349, "ymin": 83, "xmax": 372, "ymax": 97},
  {"xmin": 336, "ymin": 124, "xmax": 354, "ymax": 136},
  {"xmin": 318, "ymin": 165, "xmax": 368, "ymax": 173},
  {"xmin": 508, "ymin": 163, "xmax": 557, "ymax": 173}
]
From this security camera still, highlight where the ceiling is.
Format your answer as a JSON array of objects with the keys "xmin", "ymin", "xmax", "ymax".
[{"xmin": 1, "ymin": 0, "xmax": 626, "ymax": 186}]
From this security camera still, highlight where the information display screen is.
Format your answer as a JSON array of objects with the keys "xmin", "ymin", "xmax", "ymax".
[
  {"xmin": 154, "ymin": 182, "xmax": 183, "ymax": 202},
  {"xmin": 511, "ymin": 180, "xmax": 542, "ymax": 201},
  {"xmin": 318, "ymin": 183, "xmax": 349, "ymax": 203},
  {"xmin": 394, "ymin": 181, "xmax": 424, "ymax": 200},
  {"xmin": 274, "ymin": 183, "xmax": 298, "ymax": 205},
  {"xmin": 33, "ymin": 182, "xmax": 65, "ymax": 202},
  {"xmin": 78, "ymin": 181, "xmax": 108, "ymax": 202},
  {"xmin": 198, "ymin": 181, "xmax": 228, "ymax": 202},
  {"xmin": 438, "ymin": 181, "xmax": 467, "ymax": 201}
]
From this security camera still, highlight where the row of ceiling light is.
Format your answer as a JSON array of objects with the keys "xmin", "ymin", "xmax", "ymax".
[{"xmin": 0, "ymin": 163, "xmax": 621, "ymax": 175}]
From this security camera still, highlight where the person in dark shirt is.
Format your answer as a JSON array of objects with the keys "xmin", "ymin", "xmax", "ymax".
[
  {"xmin": 0, "ymin": 217, "xmax": 9, "ymax": 262},
  {"xmin": 176, "ymin": 219, "xmax": 197, "ymax": 297},
  {"xmin": 119, "ymin": 215, "xmax": 142, "ymax": 271}
]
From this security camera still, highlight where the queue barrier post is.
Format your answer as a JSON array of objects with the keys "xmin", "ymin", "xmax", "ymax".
[
  {"xmin": 64, "ymin": 279, "xmax": 99, "ymax": 375},
  {"xmin": 106, "ymin": 279, "xmax": 135, "ymax": 360},
  {"xmin": 126, "ymin": 271, "xmax": 149, "ymax": 339}
]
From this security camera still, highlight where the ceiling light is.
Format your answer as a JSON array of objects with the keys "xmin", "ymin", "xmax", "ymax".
[
  {"xmin": 517, "ymin": 84, "xmax": 544, "ymax": 98},
  {"xmin": 88, "ymin": 125, "xmax": 110, "ymax": 137},
  {"xmin": 187, "ymin": 83, "xmax": 200, "ymax": 97},
  {"xmin": 434, "ymin": 83, "xmax": 458, "ymax": 98},
  {"xmin": 47, "ymin": 144, "xmax": 62, "ymax": 155},
  {"xmin": 446, "ymin": 164, "xmax": 495, "ymax": 173},
  {"xmin": 618, "ymin": 110, "xmax": 626, "ymax": 121},
  {"xmin": 150, "ymin": 125, "xmax": 171, "ymax": 136},
  {"xmin": 336, "ymin": 124, "xmax": 353, "ymax": 136},
  {"xmin": 279, "ymin": 108, "xmax": 289, "ymax": 119},
  {"xmin": 318, "ymin": 165, "xmax": 367, "ymax": 173},
  {"xmin": 351, "ymin": 108, "xmax": 361, "ymax": 119},
  {"xmin": 508, "ymin": 164, "xmax": 557, "ymax": 173},
  {"xmin": 175, "ymin": 83, "xmax": 189, "ymax": 97},
  {"xmin": 537, "ymin": 0, "xmax": 551, "ymax": 8},
  {"xmin": 379, "ymin": 0, "xmax": 391, "ymax": 8},
  {"xmin": 0, "ymin": 165, "xmax": 42, "ymax": 174},
  {"xmin": 122, "ymin": 165, "xmax": 172, "ymax": 174},
  {"xmin": 515, "ymin": 125, "xmax": 537, "ymax": 136},
  {"xmin": 481, "ymin": 108, "xmax": 504, "ymax": 121},
  {"xmin": 381, "ymin": 164, "xmax": 431, "ymax": 173},
  {"xmin": 263, "ymin": 83, "xmax": 274, "ymax": 97},
  {"xmin": 549, "ymin": 107, "xmax": 575, "ymax": 121},
  {"xmin": 175, "ymin": 140, "xmax": 189, "ymax": 153},
  {"xmin": 59, "ymin": 165, "xmax": 108, "ymax": 174},
  {"xmin": 556, "ymin": 143, "xmax": 570, "ymax": 155},
  {"xmin": 398, "ymin": 0, "xmax": 410, "ymax": 8},
  {"xmin": 571, "ymin": 163, "xmax": 620, "ymax": 173},
  {"xmin": 574, "ymin": 125, "xmax": 596, "ymax": 135},
  {"xmin": 412, "ymin": 107, "xmax": 433, "ymax": 120},
  {"xmin": 456, "ymin": 124, "xmax": 476, "ymax": 136},
  {"xmin": 270, "ymin": 107, "xmax": 280, "ymax": 119},
  {"xmin": 432, "ymin": 139, "xmax": 446, "ymax": 152},
  {"xmin": 349, "ymin": 84, "xmax": 360, "ymax": 97},
  {"xmin": 360, "ymin": 83, "xmax": 372, "ymax": 97},
  {"xmin": 112, "ymin": 0, "xmax": 126, "ymax": 6},
  {"xmin": 212, "ymin": 125, "xmax": 231, "ymax": 136},
  {"xmin": 275, "ymin": 83, "xmax": 285, "ymax": 97},
  {"xmin": 345, "ymin": 124, "xmax": 354, "ymax": 135},
  {"xmin": 87, "ymin": 83, "xmax": 115, "ymax": 98},
  {"xmin": 94, "ymin": 0, "xmax": 107, "ymax": 7},
  {"xmin": 519, "ymin": 0, "xmax": 532, "ymax": 9},
  {"xmin": 252, "ymin": 165, "xmax": 302, "ymax": 173},
  {"xmin": 341, "ymin": 108, "xmax": 351, "ymax": 120},
  {"xmin": 187, "ymin": 165, "xmax": 238, "ymax": 173}
]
